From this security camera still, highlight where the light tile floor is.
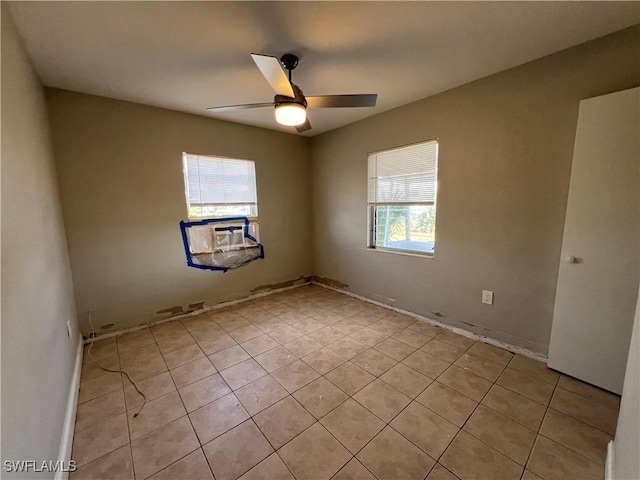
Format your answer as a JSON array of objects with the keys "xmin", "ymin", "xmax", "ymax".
[{"xmin": 72, "ymin": 285, "xmax": 620, "ymax": 480}]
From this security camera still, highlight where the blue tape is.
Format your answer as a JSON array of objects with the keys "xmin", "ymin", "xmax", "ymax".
[{"xmin": 179, "ymin": 216, "xmax": 264, "ymax": 272}]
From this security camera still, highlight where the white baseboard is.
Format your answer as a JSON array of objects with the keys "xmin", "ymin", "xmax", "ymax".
[
  {"xmin": 605, "ymin": 440, "xmax": 615, "ymax": 480},
  {"xmin": 55, "ymin": 334, "xmax": 83, "ymax": 480},
  {"xmin": 312, "ymin": 281, "xmax": 548, "ymax": 362}
]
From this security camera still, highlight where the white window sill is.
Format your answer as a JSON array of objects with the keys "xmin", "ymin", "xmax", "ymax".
[
  {"xmin": 187, "ymin": 216, "xmax": 259, "ymax": 222},
  {"xmin": 366, "ymin": 246, "xmax": 434, "ymax": 259}
]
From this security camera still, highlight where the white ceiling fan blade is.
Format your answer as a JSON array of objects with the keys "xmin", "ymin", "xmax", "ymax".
[{"xmin": 251, "ymin": 54, "xmax": 295, "ymax": 98}]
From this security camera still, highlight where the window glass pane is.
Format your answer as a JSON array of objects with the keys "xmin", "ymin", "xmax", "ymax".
[
  {"xmin": 374, "ymin": 205, "xmax": 436, "ymax": 254},
  {"xmin": 188, "ymin": 204, "xmax": 258, "ymax": 219}
]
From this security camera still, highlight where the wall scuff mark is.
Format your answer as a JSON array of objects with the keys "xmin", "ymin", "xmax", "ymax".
[
  {"xmin": 312, "ymin": 276, "xmax": 349, "ymax": 290},
  {"xmin": 250, "ymin": 275, "xmax": 310, "ymax": 293},
  {"xmin": 156, "ymin": 306, "xmax": 184, "ymax": 315}
]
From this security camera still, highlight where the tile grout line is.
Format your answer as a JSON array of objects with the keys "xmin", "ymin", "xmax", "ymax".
[
  {"xmin": 297, "ymin": 336, "xmax": 454, "ymax": 477},
  {"xmin": 493, "ymin": 362, "xmax": 618, "ymax": 437},
  {"xmin": 154, "ymin": 333, "xmax": 605, "ymax": 479},
  {"xmin": 543, "ymin": 399, "xmax": 617, "ymax": 436},
  {"xmin": 317, "ymin": 350, "xmax": 444, "ymax": 479},
  {"xmin": 78, "ymin": 286, "xmax": 618, "ymax": 480},
  {"xmin": 528, "ymin": 377, "xmax": 610, "ymax": 473},
  {"xmin": 80, "ymin": 332, "xmax": 197, "ymax": 479},
  {"xmin": 75, "ymin": 340, "xmax": 141, "ymax": 473},
  {"xmin": 74, "ymin": 289, "xmax": 346, "ymax": 477},
  {"xmin": 430, "ymin": 351, "xmax": 516, "ymax": 475},
  {"xmin": 164, "ymin": 321, "xmax": 224, "ymax": 479},
  {"xmin": 211, "ymin": 309, "xmax": 412, "ymax": 478},
  {"xmin": 82, "ymin": 317, "xmax": 469, "ymax": 477},
  {"xmin": 139, "ymin": 328, "xmax": 200, "ymax": 480},
  {"xmin": 521, "ymin": 372, "xmax": 562, "ymax": 478},
  {"xmin": 195, "ymin": 296, "xmax": 355, "ymax": 478}
]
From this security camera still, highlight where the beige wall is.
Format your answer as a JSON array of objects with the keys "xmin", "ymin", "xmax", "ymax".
[
  {"xmin": 44, "ymin": 25, "xmax": 640, "ymax": 352},
  {"xmin": 1, "ymin": 5, "xmax": 79, "ymax": 476},
  {"xmin": 310, "ymin": 26, "xmax": 640, "ymax": 354},
  {"xmin": 47, "ymin": 90, "xmax": 311, "ymax": 335}
]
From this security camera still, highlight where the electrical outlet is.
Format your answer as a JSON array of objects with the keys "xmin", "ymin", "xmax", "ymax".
[
  {"xmin": 66, "ymin": 320, "xmax": 72, "ymax": 339},
  {"xmin": 482, "ymin": 290, "xmax": 494, "ymax": 305}
]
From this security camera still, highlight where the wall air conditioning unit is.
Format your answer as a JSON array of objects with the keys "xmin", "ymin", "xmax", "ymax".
[{"xmin": 179, "ymin": 217, "xmax": 263, "ymax": 272}]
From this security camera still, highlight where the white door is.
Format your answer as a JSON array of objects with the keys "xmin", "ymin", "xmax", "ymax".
[{"xmin": 548, "ymin": 87, "xmax": 639, "ymax": 394}]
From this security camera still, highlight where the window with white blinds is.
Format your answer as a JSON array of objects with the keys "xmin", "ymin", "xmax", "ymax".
[
  {"xmin": 183, "ymin": 153, "xmax": 258, "ymax": 219},
  {"xmin": 368, "ymin": 140, "xmax": 438, "ymax": 256}
]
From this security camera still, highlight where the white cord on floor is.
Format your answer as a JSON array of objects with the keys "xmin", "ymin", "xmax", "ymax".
[{"xmin": 87, "ymin": 311, "xmax": 147, "ymax": 418}]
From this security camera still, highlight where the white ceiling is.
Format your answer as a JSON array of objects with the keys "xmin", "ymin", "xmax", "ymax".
[{"xmin": 7, "ymin": 1, "xmax": 639, "ymax": 136}]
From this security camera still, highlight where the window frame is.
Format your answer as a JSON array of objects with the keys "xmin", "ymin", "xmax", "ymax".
[
  {"xmin": 182, "ymin": 152, "xmax": 259, "ymax": 222},
  {"xmin": 366, "ymin": 138, "xmax": 439, "ymax": 258}
]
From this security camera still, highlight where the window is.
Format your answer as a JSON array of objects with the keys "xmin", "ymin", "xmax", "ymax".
[
  {"xmin": 367, "ymin": 140, "xmax": 438, "ymax": 256},
  {"xmin": 180, "ymin": 153, "xmax": 262, "ymax": 271},
  {"xmin": 183, "ymin": 153, "xmax": 258, "ymax": 219}
]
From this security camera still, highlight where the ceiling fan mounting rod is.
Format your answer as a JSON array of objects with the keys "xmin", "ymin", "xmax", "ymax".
[{"xmin": 280, "ymin": 54, "xmax": 299, "ymax": 83}]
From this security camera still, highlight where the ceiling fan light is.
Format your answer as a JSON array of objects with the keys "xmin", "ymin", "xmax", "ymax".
[{"xmin": 275, "ymin": 103, "xmax": 306, "ymax": 126}]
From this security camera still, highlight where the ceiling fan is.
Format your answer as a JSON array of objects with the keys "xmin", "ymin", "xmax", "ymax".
[{"xmin": 207, "ymin": 53, "xmax": 378, "ymax": 133}]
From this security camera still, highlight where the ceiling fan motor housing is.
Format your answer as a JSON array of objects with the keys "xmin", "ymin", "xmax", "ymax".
[{"xmin": 274, "ymin": 84, "xmax": 307, "ymax": 109}]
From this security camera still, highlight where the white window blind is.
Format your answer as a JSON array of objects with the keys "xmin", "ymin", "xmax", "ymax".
[
  {"xmin": 368, "ymin": 140, "xmax": 438, "ymax": 205},
  {"xmin": 183, "ymin": 153, "xmax": 258, "ymax": 219},
  {"xmin": 367, "ymin": 140, "xmax": 438, "ymax": 256}
]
